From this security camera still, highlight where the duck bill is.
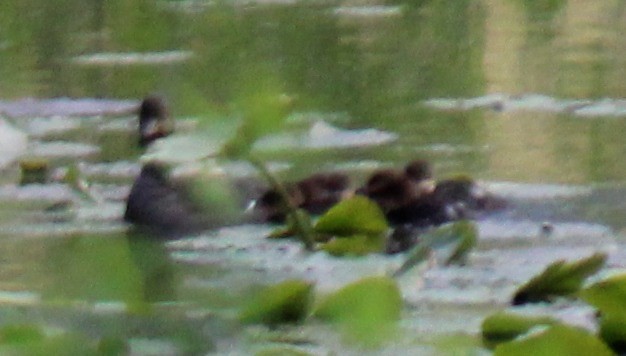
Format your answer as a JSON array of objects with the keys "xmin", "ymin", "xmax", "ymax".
[{"xmin": 140, "ymin": 119, "xmax": 173, "ymax": 145}]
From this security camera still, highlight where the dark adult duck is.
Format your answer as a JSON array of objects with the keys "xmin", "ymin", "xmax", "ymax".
[{"xmin": 126, "ymin": 95, "xmax": 251, "ymax": 237}]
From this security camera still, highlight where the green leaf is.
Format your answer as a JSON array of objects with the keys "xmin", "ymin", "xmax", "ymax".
[
  {"xmin": 220, "ymin": 70, "xmax": 291, "ymax": 159},
  {"xmin": 0, "ymin": 333, "xmax": 96, "ymax": 356},
  {"xmin": 320, "ymin": 234, "xmax": 386, "ymax": 257},
  {"xmin": 443, "ymin": 220, "xmax": 477, "ymax": 265},
  {"xmin": 313, "ymin": 276, "xmax": 401, "ymax": 347},
  {"xmin": 494, "ymin": 325, "xmax": 614, "ymax": 356},
  {"xmin": 0, "ymin": 324, "xmax": 45, "ymax": 345},
  {"xmin": 512, "ymin": 253, "xmax": 606, "ymax": 305},
  {"xmin": 314, "ymin": 196, "xmax": 389, "ymax": 236},
  {"xmin": 580, "ymin": 273, "xmax": 626, "ymax": 317},
  {"xmin": 481, "ymin": 312, "xmax": 557, "ymax": 348},
  {"xmin": 392, "ymin": 220, "xmax": 478, "ymax": 277},
  {"xmin": 597, "ymin": 314, "xmax": 626, "ymax": 354},
  {"xmin": 240, "ymin": 279, "xmax": 314, "ymax": 326}
]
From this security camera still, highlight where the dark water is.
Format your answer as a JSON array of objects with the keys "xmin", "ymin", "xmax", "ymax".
[{"xmin": 2, "ymin": 0, "xmax": 626, "ymax": 354}]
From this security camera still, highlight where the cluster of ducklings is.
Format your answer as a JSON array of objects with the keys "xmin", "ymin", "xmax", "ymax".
[
  {"xmin": 254, "ymin": 160, "xmax": 505, "ymax": 227},
  {"xmin": 125, "ymin": 96, "xmax": 505, "ymax": 240}
]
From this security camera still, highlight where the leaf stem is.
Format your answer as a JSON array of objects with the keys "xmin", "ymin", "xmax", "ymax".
[{"xmin": 246, "ymin": 155, "xmax": 316, "ymax": 251}]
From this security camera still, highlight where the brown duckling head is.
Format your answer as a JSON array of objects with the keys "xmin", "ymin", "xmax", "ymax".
[
  {"xmin": 138, "ymin": 95, "xmax": 174, "ymax": 147},
  {"xmin": 404, "ymin": 159, "xmax": 433, "ymax": 182}
]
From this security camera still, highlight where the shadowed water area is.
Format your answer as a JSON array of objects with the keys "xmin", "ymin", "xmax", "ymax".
[{"xmin": 2, "ymin": 0, "xmax": 626, "ymax": 354}]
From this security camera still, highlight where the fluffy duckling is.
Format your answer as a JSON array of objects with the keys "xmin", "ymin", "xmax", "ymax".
[{"xmin": 253, "ymin": 172, "xmax": 351, "ymax": 223}]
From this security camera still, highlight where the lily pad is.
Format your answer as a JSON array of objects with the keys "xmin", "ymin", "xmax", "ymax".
[
  {"xmin": 580, "ymin": 273, "xmax": 626, "ymax": 317},
  {"xmin": 494, "ymin": 325, "xmax": 614, "ymax": 356},
  {"xmin": 320, "ymin": 234, "xmax": 386, "ymax": 257},
  {"xmin": 580, "ymin": 273, "xmax": 626, "ymax": 352},
  {"xmin": 314, "ymin": 196, "xmax": 389, "ymax": 236},
  {"xmin": 481, "ymin": 312, "xmax": 557, "ymax": 348},
  {"xmin": 240, "ymin": 279, "xmax": 314, "ymax": 326},
  {"xmin": 511, "ymin": 253, "xmax": 606, "ymax": 305},
  {"xmin": 392, "ymin": 220, "xmax": 478, "ymax": 277},
  {"xmin": 313, "ymin": 276, "xmax": 401, "ymax": 346},
  {"xmin": 596, "ymin": 314, "xmax": 626, "ymax": 354}
]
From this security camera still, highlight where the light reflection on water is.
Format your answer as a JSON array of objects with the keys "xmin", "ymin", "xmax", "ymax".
[{"xmin": 1, "ymin": 0, "xmax": 626, "ymax": 353}]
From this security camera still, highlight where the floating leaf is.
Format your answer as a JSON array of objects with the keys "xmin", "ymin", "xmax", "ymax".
[
  {"xmin": 392, "ymin": 220, "xmax": 478, "ymax": 277},
  {"xmin": 494, "ymin": 325, "xmax": 614, "ymax": 356},
  {"xmin": 481, "ymin": 312, "xmax": 557, "ymax": 348},
  {"xmin": 240, "ymin": 279, "xmax": 314, "ymax": 326},
  {"xmin": 443, "ymin": 220, "xmax": 477, "ymax": 265},
  {"xmin": 512, "ymin": 253, "xmax": 606, "ymax": 305},
  {"xmin": 580, "ymin": 273, "xmax": 626, "ymax": 317},
  {"xmin": 580, "ymin": 273, "xmax": 626, "ymax": 353},
  {"xmin": 313, "ymin": 276, "xmax": 401, "ymax": 347},
  {"xmin": 314, "ymin": 196, "xmax": 388, "ymax": 236},
  {"xmin": 320, "ymin": 234, "xmax": 386, "ymax": 257}
]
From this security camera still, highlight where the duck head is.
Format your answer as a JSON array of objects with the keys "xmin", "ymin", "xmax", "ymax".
[{"xmin": 138, "ymin": 95, "xmax": 174, "ymax": 147}]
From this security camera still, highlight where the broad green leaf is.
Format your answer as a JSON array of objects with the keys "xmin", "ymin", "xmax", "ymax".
[
  {"xmin": 314, "ymin": 196, "xmax": 389, "ymax": 236},
  {"xmin": 240, "ymin": 279, "xmax": 314, "ymax": 326},
  {"xmin": 512, "ymin": 253, "xmax": 606, "ymax": 305},
  {"xmin": 392, "ymin": 220, "xmax": 478, "ymax": 277},
  {"xmin": 580, "ymin": 273, "xmax": 626, "ymax": 317},
  {"xmin": 481, "ymin": 312, "xmax": 557, "ymax": 348},
  {"xmin": 320, "ymin": 234, "xmax": 386, "ymax": 257},
  {"xmin": 494, "ymin": 325, "xmax": 614, "ymax": 356},
  {"xmin": 313, "ymin": 276, "xmax": 401, "ymax": 347}
]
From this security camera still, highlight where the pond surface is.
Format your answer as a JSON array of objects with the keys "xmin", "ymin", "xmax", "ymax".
[{"xmin": 2, "ymin": 0, "xmax": 626, "ymax": 354}]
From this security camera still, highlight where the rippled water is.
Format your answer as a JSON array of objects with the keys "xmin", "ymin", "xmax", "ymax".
[{"xmin": 2, "ymin": 0, "xmax": 626, "ymax": 354}]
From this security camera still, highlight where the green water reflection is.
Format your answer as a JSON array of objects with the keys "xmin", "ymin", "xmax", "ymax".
[{"xmin": 2, "ymin": 1, "xmax": 626, "ymax": 183}]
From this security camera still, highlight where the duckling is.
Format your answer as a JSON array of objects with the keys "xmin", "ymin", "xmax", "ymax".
[
  {"xmin": 253, "ymin": 172, "xmax": 351, "ymax": 223},
  {"xmin": 138, "ymin": 95, "xmax": 174, "ymax": 147},
  {"xmin": 358, "ymin": 159, "xmax": 434, "ymax": 208},
  {"xmin": 296, "ymin": 172, "xmax": 351, "ymax": 214}
]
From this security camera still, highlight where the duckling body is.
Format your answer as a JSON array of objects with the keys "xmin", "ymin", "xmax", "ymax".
[{"xmin": 253, "ymin": 172, "xmax": 351, "ymax": 223}]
